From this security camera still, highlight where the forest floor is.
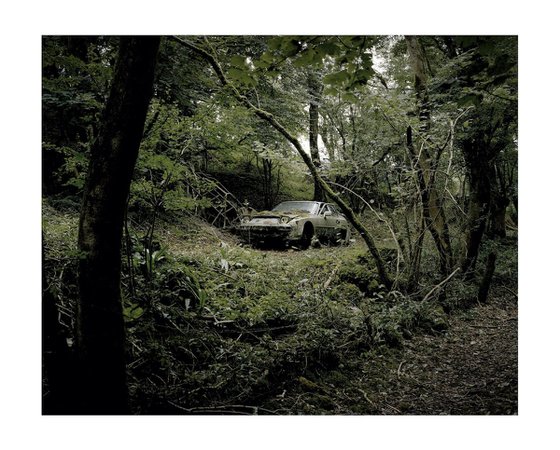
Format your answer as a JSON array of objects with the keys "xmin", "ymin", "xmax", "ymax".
[
  {"xmin": 332, "ymin": 295, "xmax": 517, "ymax": 415},
  {"xmin": 255, "ymin": 270, "xmax": 518, "ymax": 415},
  {"xmin": 43, "ymin": 203, "xmax": 518, "ymax": 415},
  {"xmin": 161, "ymin": 215, "xmax": 518, "ymax": 415}
]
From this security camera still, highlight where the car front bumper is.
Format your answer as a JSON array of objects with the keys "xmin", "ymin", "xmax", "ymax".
[{"xmin": 235, "ymin": 224, "xmax": 297, "ymax": 243}]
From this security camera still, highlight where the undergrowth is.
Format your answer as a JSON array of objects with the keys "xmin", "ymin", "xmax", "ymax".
[{"xmin": 42, "ymin": 200, "xmax": 517, "ymax": 414}]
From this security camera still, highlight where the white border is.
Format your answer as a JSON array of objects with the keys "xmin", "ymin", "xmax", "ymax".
[{"xmin": 1, "ymin": 1, "xmax": 558, "ymax": 449}]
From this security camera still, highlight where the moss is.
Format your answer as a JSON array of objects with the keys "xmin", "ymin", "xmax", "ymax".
[
  {"xmin": 338, "ymin": 257, "xmax": 379, "ymax": 295},
  {"xmin": 427, "ymin": 305, "xmax": 449, "ymax": 332},
  {"xmin": 309, "ymin": 393, "xmax": 336, "ymax": 411},
  {"xmin": 327, "ymin": 282, "xmax": 363, "ymax": 304},
  {"xmin": 322, "ymin": 370, "xmax": 347, "ymax": 386}
]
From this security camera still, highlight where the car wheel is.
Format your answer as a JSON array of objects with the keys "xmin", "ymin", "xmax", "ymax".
[
  {"xmin": 300, "ymin": 223, "xmax": 314, "ymax": 250},
  {"xmin": 339, "ymin": 229, "xmax": 350, "ymax": 246}
]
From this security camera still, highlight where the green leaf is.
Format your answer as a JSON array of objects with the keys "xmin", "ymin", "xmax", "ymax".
[
  {"xmin": 123, "ymin": 303, "xmax": 144, "ymax": 322},
  {"xmin": 316, "ymin": 41, "xmax": 340, "ymax": 57},
  {"xmin": 457, "ymin": 93, "xmax": 482, "ymax": 107},
  {"xmin": 323, "ymin": 86, "xmax": 338, "ymax": 96},
  {"xmin": 341, "ymin": 92, "xmax": 358, "ymax": 103},
  {"xmin": 324, "ymin": 70, "xmax": 350, "ymax": 86},
  {"xmin": 268, "ymin": 36, "xmax": 284, "ymax": 51},
  {"xmin": 281, "ymin": 38, "xmax": 301, "ymax": 57},
  {"xmin": 230, "ymin": 55, "xmax": 246, "ymax": 68},
  {"xmin": 227, "ymin": 67, "xmax": 256, "ymax": 87},
  {"xmin": 254, "ymin": 51, "xmax": 275, "ymax": 69},
  {"xmin": 355, "ymin": 68, "xmax": 374, "ymax": 83},
  {"xmin": 293, "ymin": 49, "xmax": 313, "ymax": 67}
]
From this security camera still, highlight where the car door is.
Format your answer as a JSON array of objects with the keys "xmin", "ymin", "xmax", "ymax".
[
  {"xmin": 314, "ymin": 203, "xmax": 330, "ymax": 240},
  {"xmin": 322, "ymin": 204, "xmax": 340, "ymax": 240}
]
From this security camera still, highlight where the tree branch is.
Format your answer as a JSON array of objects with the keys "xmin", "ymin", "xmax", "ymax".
[{"xmin": 422, "ymin": 267, "xmax": 460, "ymax": 302}]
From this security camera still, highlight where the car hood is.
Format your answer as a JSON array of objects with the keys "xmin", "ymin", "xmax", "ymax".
[{"xmin": 250, "ymin": 211, "xmax": 312, "ymax": 220}]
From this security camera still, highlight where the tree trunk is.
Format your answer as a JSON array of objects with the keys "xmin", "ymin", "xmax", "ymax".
[
  {"xmin": 489, "ymin": 195, "xmax": 509, "ymax": 238},
  {"xmin": 307, "ymin": 69, "xmax": 325, "ymax": 201},
  {"xmin": 406, "ymin": 126, "xmax": 454, "ymax": 275},
  {"xmin": 261, "ymin": 157, "xmax": 274, "ymax": 210},
  {"xmin": 406, "ymin": 36, "xmax": 453, "ymax": 275},
  {"xmin": 478, "ymin": 252, "xmax": 497, "ymax": 303},
  {"xmin": 319, "ymin": 119, "xmax": 336, "ymax": 163},
  {"xmin": 406, "ymin": 205, "xmax": 426, "ymax": 289},
  {"xmin": 461, "ymin": 139, "xmax": 492, "ymax": 275},
  {"xmin": 76, "ymin": 36, "xmax": 160, "ymax": 414}
]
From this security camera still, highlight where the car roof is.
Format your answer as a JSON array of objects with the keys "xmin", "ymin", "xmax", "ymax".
[{"xmin": 278, "ymin": 201, "xmax": 327, "ymax": 205}]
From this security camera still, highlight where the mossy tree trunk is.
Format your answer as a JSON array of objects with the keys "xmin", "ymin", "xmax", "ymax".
[
  {"xmin": 76, "ymin": 36, "xmax": 160, "ymax": 414},
  {"xmin": 406, "ymin": 36, "xmax": 453, "ymax": 275}
]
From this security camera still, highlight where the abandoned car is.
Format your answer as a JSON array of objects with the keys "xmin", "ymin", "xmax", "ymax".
[{"xmin": 236, "ymin": 201, "xmax": 351, "ymax": 248}]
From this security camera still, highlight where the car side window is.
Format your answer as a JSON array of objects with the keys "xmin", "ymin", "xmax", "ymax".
[{"xmin": 318, "ymin": 204, "xmax": 327, "ymax": 215}]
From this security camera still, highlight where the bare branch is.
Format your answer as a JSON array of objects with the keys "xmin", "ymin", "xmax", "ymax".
[{"xmin": 422, "ymin": 267, "xmax": 461, "ymax": 302}]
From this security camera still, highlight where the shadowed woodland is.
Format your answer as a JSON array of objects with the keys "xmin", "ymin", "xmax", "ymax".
[{"xmin": 42, "ymin": 35, "xmax": 517, "ymax": 414}]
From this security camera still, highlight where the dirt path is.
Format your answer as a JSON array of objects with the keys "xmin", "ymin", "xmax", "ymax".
[{"xmin": 360, "ymin": 294, "xmax": 518, "ymax": 415}]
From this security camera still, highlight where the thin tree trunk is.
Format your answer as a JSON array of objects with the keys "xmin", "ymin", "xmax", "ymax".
[
  {"xmin": 350, "ymin": 105, "xmax": 357, "ymax": 158},
  {"xmin": 407, "ymin": 205, "xmax": 426, "ymax": 289},
  {"xmin": 478, "ymin": 252, "xmax": 497, "ymax": 303},
  {"xmin": 489, "ymin": 162, "xmax": 512, "ymax": 238},
  {"xmin": 407, "ymin": 126, "xmax": 453, "ymax": 274},
  {"xmin": 463, "ymin": 198, "xmax": 488, "ymax": 275},
  {"xmin": 319, "ymin": 119, "xmax": 336, "ymax": 163},
  {"xmin": 262, "ymin": 157, "xmax": 274, "ymax": 209},
  {"xmin": 77, "ymin": 36, "xmax": 160, "ymax": 414},
  {"xmin": 489, "ymin": 196, "xmax": 509, "ymax": 238},
  {"xmin": 308, "ymin": 69, "xmax": 325, "ymax": 201}
]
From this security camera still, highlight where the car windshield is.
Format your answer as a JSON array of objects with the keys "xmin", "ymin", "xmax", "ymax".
[{"xmin": 272, "ymin": 201, "xmax": 319, "ymax": 214}]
